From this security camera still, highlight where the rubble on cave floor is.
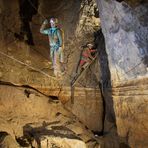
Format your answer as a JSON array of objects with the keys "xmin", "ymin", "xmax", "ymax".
[{"xmin": 0, "ymin": 85, "xmax": 101, "ymax": 148}]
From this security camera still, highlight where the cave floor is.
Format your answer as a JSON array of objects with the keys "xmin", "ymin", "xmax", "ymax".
[{"xmin": 0, "ymin": 84, "xmax": 102, "ymax": 148}]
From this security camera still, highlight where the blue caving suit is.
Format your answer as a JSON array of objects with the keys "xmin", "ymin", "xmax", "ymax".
[{"xmin": 40, "ymin": 27, "xmax": 63, "ymax": 66}]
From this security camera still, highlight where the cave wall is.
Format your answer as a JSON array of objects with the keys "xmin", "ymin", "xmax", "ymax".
[
  {"xmin": 0, "ymin": 0, "xmax": 20, "ymax": 47},
  {"xmin": 0, "ymin": 85, "xmax": 101, "ymax": 148},
  {"xmin": 62, "ymin": 57, "xmax": 103, "ymax": 132},
  {"xmin": 96, "ymin": 0, "xmax": 148, "ymax": 147},
  {"xmin": 0, "ymin": 1, "xmax": 147, "ymax": 147},
  {"xmin": 31, "ymin": 0, "xmax": 82, "ymax": 59},
  {"xmin": 97, "ymin": 0, "xmax": 148, "ymax": 82},
  {"xmin": 0, "ymin": 0, "xmax": 103, "ymax": 133}
]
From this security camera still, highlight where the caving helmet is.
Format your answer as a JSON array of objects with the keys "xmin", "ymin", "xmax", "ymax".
[
  {"xmin": 87, "ymin": 43, "xmax": 93, "ymax": 48},
  {"xmin": 50, "ymin": 18, "xmax": 58, "ymax": 26}
]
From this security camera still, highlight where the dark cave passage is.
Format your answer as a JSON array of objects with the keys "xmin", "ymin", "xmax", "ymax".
[
  {"xmin": 94, "ymin": 29, "xmax": 116, "ymax": 134},
  {"xmin": 15, "ymin": 0, "xmax": 39, "ymax": 45}
]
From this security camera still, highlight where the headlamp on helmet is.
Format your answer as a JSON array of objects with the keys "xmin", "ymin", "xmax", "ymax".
[
  {"xmin": 50, "ymin": 18, "xmax": 58, "ymax": 25},
  {"xmin": 50, "ymin": 18, "xmax": 55, "ymax": 24}
]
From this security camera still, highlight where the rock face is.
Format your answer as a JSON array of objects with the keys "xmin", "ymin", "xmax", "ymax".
[
  {"xmin": 0, "ymin": 85, "xmax": 100, "ymax": 148},
  {"xmin": 96, "ymin": 0, "xmax": 148, "ymax": 147},
  {"xmin": 0, "ymin": 41, "xmax": 61, "ymax": 96},
  {"xmin": 65, "ymin": 87, "xmax": 103, "ymax": 132},
  {"xmin": 40, "ymin": 137, "xmax": 87, "ymax": 148},
  {"xmin": 0, "ymin": 0, "xmax": 102, "ymax": 133},
  {"xmin": 0, "ymin": 0, "xmax": 148, "ymax": 147},
  {"xmin": 60, "ymin": 57, "xmax": 103, "ymax": 132},
  {"xmin": 113, "ymin": 78, "xmax": 148, "ymax": 147},
  {"xmin": 0, "ymin": 132, "xmax": 19, "ymax": 148},
  {"xmin": 97, "ymin": 0, "xmax": 148, "ymax": 82},
  {"xmin": 23, "ymin": 123, "xmax": 88, "ymax": 148}
]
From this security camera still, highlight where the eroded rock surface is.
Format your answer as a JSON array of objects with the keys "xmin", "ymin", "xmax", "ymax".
[
  {"xmin": 0, "ymin": 132, "xmax": 19, "ymax": 148},
  {"xmin": 112, "ymin": 78, "xmax": 148, "ymax": 147},
  {"xmin": 0, "ymin": 85, "xmax": 100, "ymax": 148},
  {"xmin": 0, "ymin": 0, "xmax": 148, "ymax": 147},
  {"xmin": 97, "ymin": 0, "xmax": 148, "ymax": 147},
  {"xmin": 97, "ymin": 0, "xmax": 148, "ymax": 82},
  {"xmin": 0, "ymin": 0, "xmax": 102, "ymax": 133},
  {"xmin": 62, "ymin": 57, "xmax": 104, "ymax": 132}
]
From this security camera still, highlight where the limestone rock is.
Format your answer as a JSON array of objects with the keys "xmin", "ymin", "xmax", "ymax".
[
  {"xmin": 0, "ymin": 1, "xmax": 102, "ymax": 145},
  {"xmin": 96, "ymin": 0, "xmax": 148, "ymax": 147},
  {"xmin": 112, "ymin": 78, "xmax": 148, "ymax": 147},
  {"xmin": 97, "ymin": 0, "xmax": 148, "ymax": 82},
  {"xmin": 37, "ymin": 137, "xmax": 87, "ymax": 148},
  {"xmin": 0, "ymin": 85, "xmax": 100, "ymax": 148},
  {"xmin": 0, "ymin": 21, "xmax": 102, "ymax": 133},
  {"xmin": 64, "ymin": 87, "xmax": 103, "ymax": 132},
  {"xmin": 0, "ymin": 71, "xmax": 3, "ymax": 78},
  {"xmin": 0, "ymin": 132, "xmax": 19, "ymax": 148}
]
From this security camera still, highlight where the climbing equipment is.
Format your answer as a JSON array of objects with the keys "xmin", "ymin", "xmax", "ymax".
[
  {"xmin": 71, "ymin": 54, "xmax": 98, "ymax": 87},
  {"xmin": 70, "ymin": 45, "xmax": 98, "ymax": 104},
  {"xmin": 70, "ymin": 55, "xmax": 98, "ymax": 104}
]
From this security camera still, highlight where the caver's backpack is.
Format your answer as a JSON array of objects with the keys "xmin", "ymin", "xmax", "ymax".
[{"xmin": 58, "ymin": 28, "xmax": 64, "ymax": 49}]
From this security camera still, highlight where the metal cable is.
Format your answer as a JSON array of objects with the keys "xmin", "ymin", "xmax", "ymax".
[
  {"xmin": 1, "ymin": 0, "xmax": 146, "ymax": 83},
  {"xmin": 0, "ymin": 50, "xmax": 57, "ymax": 80}
]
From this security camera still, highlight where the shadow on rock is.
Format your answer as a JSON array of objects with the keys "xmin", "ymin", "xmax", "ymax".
[{"xmin": 17, "ymin": 121, "xmax": 82, "ymax": 147}]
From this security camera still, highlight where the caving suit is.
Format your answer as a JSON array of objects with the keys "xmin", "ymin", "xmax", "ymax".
[{"xmin": 40, "ymin": 27, "xmax": 64, "ymax": 76}]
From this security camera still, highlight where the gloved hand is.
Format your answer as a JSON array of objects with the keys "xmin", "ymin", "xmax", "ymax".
[{"xmin": 43, "ymin": 19, "xmax": 48, "ymax": 25}]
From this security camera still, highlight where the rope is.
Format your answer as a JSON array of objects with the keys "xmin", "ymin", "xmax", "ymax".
[
  {"xmin": 1, "ymin": 0, "xmax": 146, "ymax": 85},
  {"xmin": 0, "ymin": 50, "xmax": 57, "ymax": 80},
  {"xmin": 42, "ymin": 0, "xmax": 146, "ymax": 78},
  {"xmin": 31, "ymin": 47, "xmax": 50, "ymax": 60}
]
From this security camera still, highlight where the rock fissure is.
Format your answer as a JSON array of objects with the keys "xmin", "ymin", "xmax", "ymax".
[
  {"xmin": 16, "ymin": 0, "xmax": 39, "ymax": 45},
  {"xmin": 0, "ymin": 81, "xmax": 60, "ymax": 100},
  {"xmin": 0, "ymin": 0, "xmax": 148, "ymax": 147}
]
